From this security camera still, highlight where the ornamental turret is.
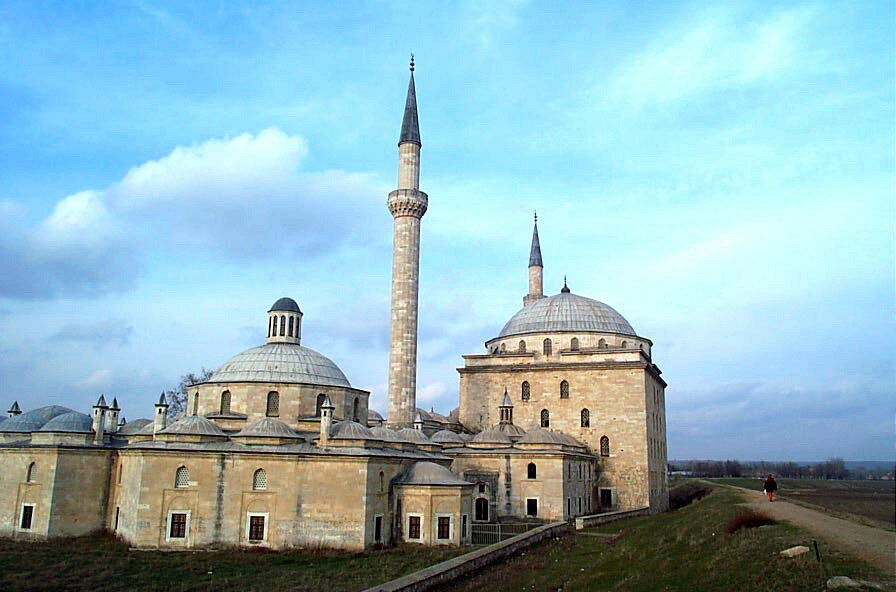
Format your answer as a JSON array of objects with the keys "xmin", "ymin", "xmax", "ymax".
[
  {"xmin": 499, "ymin": 389, "xmax": 514, "ymax": 424},
  {"xmin": 153, "ymin": 392, "xmax": 169, "ymax": 437},
  {"xmin": 7, "ymin": 401, "xmax": 21, "ymax": 418},
  {"xmin": 106, "ymin": 397, "xmax": 120, "ymax": 434},
  {"xmin": 387, "ymin": 56, "xmax": 429, "ymax": 428},
  {"xmin": 523, "ymin": 213, "xmax": 545, "ymax": 307},
  {"xmin": 92, "ymin": 394, "xmax": 108, "ymax": 444},
  {"xmin": 319, "ymin": 395, "xmax": 334, "ymax": 448},
  {"xmin": 267, "ymin": 297, "xmax": 303, "ymax": 345}
]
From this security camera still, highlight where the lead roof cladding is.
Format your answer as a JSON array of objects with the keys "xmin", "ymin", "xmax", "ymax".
[{"xmin": 498, "ymin": 290, "xmax": 636, "ymax": 338}]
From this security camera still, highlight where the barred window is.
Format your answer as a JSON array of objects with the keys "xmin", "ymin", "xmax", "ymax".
[
  {"xmin": 521, "ymin": 381, "xmax": 530, "ymax": 401},
  {"xmin": 543, "ymin": 338, "xmax": 552, "ymax": 356},
  {"xmin": 570, "ymin": 337, "xmax": 579, "ymax": 351},
  {"xmin": 581, "ymin": 408, "xmax": 590, "ymax": 428},
  {"xmin": 266, "ymin": 392, "xmax": 279, "ymax": 417},
  {"xmin": 248, "ymin": 515, "xmax": 265, "ymax": 541},
  {"xmin": 26, "ymin": 462, "xmax": 36, "ymax": 483},
  {"xmin": 174, "ymin": 466, "xmax": 189, "ymax": 488},
  {"xmin": 540, "ymin": 409, "xmax": 549, "ymax": 428},
  {"xmin": 169, "ymin": 513, "xmax": 187, "ymax": 538},
  {"xmin": 600, "ymin": 435, "xmax": 610, "ymax": 457},
  {"xmin": 220, "ymin": 390, "xmax": 231, "ymax": 414},
  {"xmin": 518, "ymin": 340, "xmax": 526, "ymax": 353},
  {"xmin": 408, "ymin": 516, "xmax": 421, "ymax": 539},
  {"xmin": 560, "ymin": 380, "xmax": 569, "ymax": 399},
  {"xmin": 437, "ymin": 516, "xmax": 450, "ymax": 540},
  {"xmin": 253, "ymin": 468, "xmax": 267, "ymax": 491}
]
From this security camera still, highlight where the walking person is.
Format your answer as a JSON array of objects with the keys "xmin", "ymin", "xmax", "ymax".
[{"xmin": 763, "ymin": 474, "xmax": 778, "ymax": 502}]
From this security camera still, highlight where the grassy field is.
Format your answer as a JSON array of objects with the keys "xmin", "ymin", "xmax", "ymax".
[
  {"xmin": 709, "ymin": 477, "xmax": 895, "ymax": 528},
  {"xmin": 0, "ymin": 534, "xmax": 466, "ymax": 592},
  {"xmin": 437, "ymin": 483, "xmax": 890, "ymax": 592}
]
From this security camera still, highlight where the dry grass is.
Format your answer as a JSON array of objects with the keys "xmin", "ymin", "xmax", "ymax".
[{"xmin": 725, "ymin": 510, "xmax": 777, "ymax": 533}]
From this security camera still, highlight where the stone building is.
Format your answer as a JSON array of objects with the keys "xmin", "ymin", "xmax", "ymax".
[{"xmin": 0, "ymin": 59, "xmax": 668, "ymax": 549}]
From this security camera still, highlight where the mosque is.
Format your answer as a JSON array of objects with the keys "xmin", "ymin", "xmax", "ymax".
[{"xmin": 0, "ymin": 61, "xmax": 668, "ymax": 549}]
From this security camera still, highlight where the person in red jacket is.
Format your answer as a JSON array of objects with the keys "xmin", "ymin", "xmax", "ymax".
[{"xmin": 763, "ymin": 475, "xmax": 778, "ymax": 501}]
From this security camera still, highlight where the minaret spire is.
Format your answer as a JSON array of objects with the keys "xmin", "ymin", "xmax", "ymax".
[
  {"xmin": 524, "ymin": 213, "xmax": 545, "ymax": 307},
  {"xmin": 387, "ymin": 58, "xmax": 429, "ymax": 428}
]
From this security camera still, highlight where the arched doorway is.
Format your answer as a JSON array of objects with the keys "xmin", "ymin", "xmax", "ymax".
[{"xmin": 474, "ymin": 497, "xmax": 489, "ymax": 522}]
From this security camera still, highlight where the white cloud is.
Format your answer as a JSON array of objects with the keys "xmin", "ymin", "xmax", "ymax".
[
  {"xmin": 77, "ymin": 368, "xmax": 114, "ymax": 390},
  {"xmin": 418, "ymin": 381, "xmax": 448, "ymax": 403}
]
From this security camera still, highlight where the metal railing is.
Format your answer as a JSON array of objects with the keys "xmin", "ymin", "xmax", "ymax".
[{"xmin": 470, "ymin": 522, "xmax": 542, "ymax": 545}]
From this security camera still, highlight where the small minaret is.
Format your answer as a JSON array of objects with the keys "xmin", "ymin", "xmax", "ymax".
[
  {"xmin": 119, "ymin": 416, "xmax": 127, "ymax": 427},
  {"xmin": 106, "ymin": 397, "xmax": 120, "ymax": 434},
  {"xmin": 319, "ymin": 395, "xmax": 334, "ymax": 448},
  {"xmin": 499, "ymin": 389, "xmax": 514, "ymax": 424},
  {"xmin": 387, "ymin": 55, "xmax": 429, "ymax": 429},
  {"xmin": 7, "ymin": 401, "xmax": 21, "ymax": 418},
  {"xmin": 523, "ymin": 213, "xmax": 544, "ymax": 307},
  {"xmin": 92, "ymin": 395, "xmax": 108, "ymax": 444},
  {"xmin": 267, "ymin": 297, "xmax": 303, "ymax": 345},
  {"xmin": 153, "ymin": 392, "xmax": 169, "ymax": 436},
  {"xmin": 413, "ymin": 410, "xmax": 425, "ymax": 431}
]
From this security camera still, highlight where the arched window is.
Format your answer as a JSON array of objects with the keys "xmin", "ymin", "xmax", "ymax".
[
  {"xmin": 266, "ymin": 392, "xmax": 279, "ymax": 417},
  {"xmin": 570, "ymin": 337, "xmax": 579, "ymax": 351},
  {"xmin": 352, "ymin": 398, "xmax": 360, "ymax": 422},
  {"xmin": 560, "ymin": 380, "xmax": 569, "ymax": 399},
  {"xmin": 279, "ymin": 315, "xmax": 286, "ymax": 336},
  {"xmin": 253, "ymin": 468, "xmax": 267, "ymax": 491},
  {"xmin": 540, "ymin": 409, "xmax": 549, "ymax": 428},
  {"xmin": 220, "ymin": 390, "xmax": 231, "ymax": 414},
  {"xmin": 192, "ymin": 392, "xmax": 199, "ymax": 416},
  {"xmin": 499, "ymin": 343, "xmax": 506, "ymax": 353},
  {"xmin": 272, "ymin": 315, "xmax": 278, "ymax": 336},
  {"xmin": 518, "ymin": 340, "xmax": 526, "ymax": 353},
  {"xmin": 581, "ymin": 408, "xmax": 590, "ymax": 428},
  {"xmin": 288, "ymin": 316, "xmax": 294, "ymax": 337},
  {"xmin": 600, "ymin": 435, "xmax": 610, "ymax": 457},
  {"xmin": 26, "ymin": 462, "xmax": 36, "ymax": 483},
  {"xmin": 379, "ymin": 471, "xmax": 385, "ymax": 493},
  {"xmin": 174, "ymin": 466, "xmax": 189, "ymax": 488},
  {"xmin": 521, "ymin": 381, "xmax": 530, "ymax": 401},
  {"xmin": 598, "ymin": 338, "xmax": 607, "ymax": 349},
  {"xmin": 543, "ymin": 338, "xmax": 552, "ymax": 356},
  {"xmin": 268, "ymin": 316, "xmax": 272, "ymax": 338},
  {"xmin": 475, "ymin": 497, "xmax": 489, "ymax": 522},
  {"xmin": 527, "ymin": 462, "xmax": 537, "ymax": 479},
  {"xmin": 315, "ymin": 394, "xmax": 327, "ymax": 416},
  {"xmin": 621, "ymin": 340, "xmax": 628, "ymax": 348}
]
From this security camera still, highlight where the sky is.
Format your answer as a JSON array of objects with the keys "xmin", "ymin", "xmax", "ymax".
[{"xmin": 0, "ymin": 0, "xmax": 893, "ymax": 461}]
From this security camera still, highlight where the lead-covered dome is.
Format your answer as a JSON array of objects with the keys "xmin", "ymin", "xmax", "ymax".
[
  {"xmin": 498, "ymin": 291, "xmax": 635, "ymax": 338},
  {"xmin": 269, "ymin": 297, "xmax": 301, "ymax": 313},
  {"xmin": 209, "ymin": 343, "xmax": 350, "ymax": 387}
]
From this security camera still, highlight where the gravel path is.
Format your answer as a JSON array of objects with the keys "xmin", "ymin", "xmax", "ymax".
[{"xmin": 734, "ymin": 486, "xmax": 895, "ymax": 575}]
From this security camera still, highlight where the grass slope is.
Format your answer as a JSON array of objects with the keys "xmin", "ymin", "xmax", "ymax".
[
  {"xmin": 0, "ymin": 535, "xmax": 465, "ymax": 592},
  {"xmin": 441, "ymin": 484, "xmax": 886, "ymax": 592}
]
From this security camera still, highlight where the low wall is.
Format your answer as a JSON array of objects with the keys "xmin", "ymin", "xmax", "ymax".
[
  {"xmin": 361, "ymin": 521, "xmax": 569, "ymax": 592},
  {"xmin": 574, "ymin": 507, "xmax": 650, "ymax": 530}
]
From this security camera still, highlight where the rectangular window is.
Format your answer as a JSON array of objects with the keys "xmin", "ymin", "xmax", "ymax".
[
  {"xmin": 248, "ymin": 515, "xmax": 266, "ymax": 542},
  {"xmin": 20, "ymin": 504, "xmax": 34, "ymax": 530},
  {"xmin": 600, "ymin": 488, "xmax": 613, "ymax": 508},
  {"xmin": 437, "ymin": 516, "xmax": 450, "ymax": 540},
  {"xmin": 526, "ymin": 498, "xmax": 538, "ymax": 517},
  {"xmin": 408, "ymin": 516, "xmax": 421, "ymax": 539},
  {"xmin": 461, "ymin": 515, "xmax": 468, "ymax": 539},
  {"xmin": 114, "ymin": 507, "xmax": 120, "ymax": 531},
  {"xmin": 169, "ymin": 513, "xmax": 187, "ymax": 539},
  {"xmin": 374, "ymin": 516, "xmax": 383, "ymax": 542}
]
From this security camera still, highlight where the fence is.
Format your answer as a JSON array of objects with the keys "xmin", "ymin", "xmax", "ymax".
[{"xmin": 471, "ymin": 522, "xmax": 542, "ymax": 545}]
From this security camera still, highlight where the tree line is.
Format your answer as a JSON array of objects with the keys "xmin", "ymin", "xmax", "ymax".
[{"xmin": 670, "ymin": 458, "xmax": 893, "ymax": 480}]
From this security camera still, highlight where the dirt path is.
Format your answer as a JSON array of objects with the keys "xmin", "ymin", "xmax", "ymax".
[{"xmin": 733, "ymin": 485, "xmax": 895, "ymax": 574}]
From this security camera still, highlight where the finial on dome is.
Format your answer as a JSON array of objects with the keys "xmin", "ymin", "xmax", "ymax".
[
  {"xmin": 561, "ymin": 276, "xmax": 570, "ymax": 293},
  {"xmin": 410, "ymin": 53, "xmax": 415, "ymax": 72},
  {"xmin": 534, "ymin": 210, "xmax": 537, "ymax": 224}
]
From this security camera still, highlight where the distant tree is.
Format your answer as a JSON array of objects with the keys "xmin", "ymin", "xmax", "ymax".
[
  {"xmin": 816, "ymin": 457, "xmax": 849, "ymax": 480},
  {"xmin": 165, "ymin": 368, "xmax": 215, "ymax": 419}
]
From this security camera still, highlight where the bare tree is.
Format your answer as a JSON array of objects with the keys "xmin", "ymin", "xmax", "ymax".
[{"xmin": 165, "ymin": 368, "xmax": 215, "ymax": 419}]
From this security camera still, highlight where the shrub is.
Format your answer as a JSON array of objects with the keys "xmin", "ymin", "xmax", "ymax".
[
  {"xmin": 668, "ymin": 482, "xmax": 712, "ymax": 510},
  {"xmin": 725, "ymin": 511, "xmax": 776, "ymax": 534}
]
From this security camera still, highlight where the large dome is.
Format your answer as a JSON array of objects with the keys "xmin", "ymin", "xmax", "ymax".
[
  {"xmin": 498, "ymin": 291, "xmax": 635, "ymax": 338},
  {"xmin": 209, "ymin": 343, "xmax": 350, "ymax": 387}
]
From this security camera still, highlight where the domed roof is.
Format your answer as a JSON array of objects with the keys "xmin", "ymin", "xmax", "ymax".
[
  {"xmin": 498, "ymin": 291, "xmax": 635, "ymax": 338},
  {"xmin": 330, "ymin": 420, "xmax": 378, "ymax": 440},
  {"xmin": 517, "ymin": 428, "xmax": 567, "ymax": 446},
  {"xmin": 430, "ymin": 429, "xmax": 465, "ymax": 445},
  {"xmin": 368, "ymin": 409, "xmax": 384, "ymax": 421},
  {"xmin": 370, "ymin": 426, "xmax": 404, "ymax": 442},
  {"xmin": 397, "ymin": 428, "xmax": 431, "ymax": 444},
  {"xmin": 269, "ymin": 297, "xmax": 301, "ymax": 313},
  {"xmin": 471, "ymin": 427, "xmax": 513, "ymax": 445},
  {"xmin": 209, "ymin": 343, "xmax": 350, "ymax": 387},
  {"xmin": 39, "ymin": 411, "xmax": 93, "ymax": 433},
  {"xmin": 0, "ymin": 405, "xmax": 74, "ymax": 433},
  {"xmin": 158, "ymin": 415, "xmax": 227, "ymax": 437},
  {"xmin": 234, "ymin": 417, "xmax": 302, "ymax": 439},
  {"xmin": 396, "ymin": 462, "xmax": 472, "ymax": 486},
  {"xmin": 117, "ymin": 418, "xmax": 152, "ymax": 435}
]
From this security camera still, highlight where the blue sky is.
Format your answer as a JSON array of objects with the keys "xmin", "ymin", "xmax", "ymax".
[{"xmin": 1, "ymin": 0, "xmax": 892, "ymax": 461}]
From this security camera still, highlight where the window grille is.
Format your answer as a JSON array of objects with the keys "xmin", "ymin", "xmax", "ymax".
[
  {"xmin": 253, "ymin": 468, "xmax": 267, "ymax": 491},
  {"xmin": 518, "ymin": 340, "xmax": 526, "ymax": 353},
  {"xmin": 600, "ymin": 436, "xmax": 610, "ymax": 457},
  {"xmin": 560, "ymin": 380, "xmax": 569, "ymax": 399},
  {"xmin": 437, "ymin": 516, "xmax": 450, "ymax": 540},
  {"xmin": 408, "ymin": 516, "xmax": 421, "ymax": 539},
  {"xmin": 521, "ymin": 381, "xmax": 530, "ymax": 401},
  {"xmin": 266, "ymin": 392, "xmax": 279, "ymax": 417},
  {"xmin": 543, "ymin": 338, "xmax": 552, "ymax": 355},
  {"xmin": 220, "ymin": 391, "xmax": 231, "ymax": 414},
  {"xmin": 174, "ymin": 466, "xmax": 189, "ymax": 488},
  {"xmin": 248, "ymin": 515, "xmax": 265, "ymax": 541},
  {"xmin": 540, "ymin": 409, "xmax": 549, "ymax": 428},
  {"xmin": 527, "ymin": 463, "xmax": 536, "ymax": 479},
  {"xmin": 570, "ymin": 337, "xmax": 579, "ymax": 351},
  {"xmin": 169, "ymin": 513, "xmax": 187, "ymax": 538},
  {"xmin": 581, "ymin": 408, "xmax": 590, "ymax": 428}
]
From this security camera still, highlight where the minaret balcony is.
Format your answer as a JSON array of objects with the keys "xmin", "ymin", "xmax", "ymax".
[{"xmin": 388, "ymin": 189, "xmax": 428, "ymax": 218}]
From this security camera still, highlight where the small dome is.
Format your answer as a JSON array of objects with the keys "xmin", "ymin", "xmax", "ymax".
[
  {"xmin": 0, "ymin": 405, "xmax": 74, "ymax": 433},
  {"xmin": 117, "ymin": 418, "xmax": 152, "ymax": 435},
  {"xmin": 368, "ymin": 410, "xmax": 384, "ymax": 421},
  {"xmin": 397, "ymin": 428, "xmax": 431, "ymax": 444},
  {"xmin": 396, "ymin": 462, "xmax": 472, "ymax": 486},
  {"xmin": 458, "ymin": 432, "xmax": 473, "ymax": 441},
  {"xmin": 498, "ymin": 291, "xmax": 636, "ymax": 338},
  {"xmin": 517, "ymin": 428, "xmax": 567, "ymax": 446},
  {"xmin": 430, "ymin": 429, "xmax": 465, "ymax": 445},
  {"xmin": 209, "ymin": 343, "xmax": 350, "ymax": 387},
  {"xmin": 471, "ymin": 427, "xmax": 513, "ymax": 445},
  {"xmin": 269, "ymin": 297, "xmax": 302, "ymax": 313},
  {"xmin": 370, "ymin": 426, "xmax": 404, "ymax": 442},
  {"xmin": 39, "ymin": 411, "xmax": 93, "ymax": 433},
  {"xmin": 235, "ymin": 417, "xmax": 302, "ymax": 439},
  {"xmin": 158, "ymin": 415, "xmax": 227, "ymax": 437},
  {"xmin": 330, "ymin": 420, "xmax": 378, "ymax": 440}
]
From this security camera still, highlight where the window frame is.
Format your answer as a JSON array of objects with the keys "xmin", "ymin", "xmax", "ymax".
[
  {"xmin": 252, "ymin": 468, "xmax": 267, "ymax": 491},
  {"xmin": 461, "ymin": 514, "xmax": 468, "ymax": 539},
  {"xmin": 266, "ymin": 391, "xmax": 280, "ymax": 417},
  {"xmin": 600, "ymin": 435, "xmax": 610, "ymax": 457},
  {"xmin": 25, "ymin": 461, "xmax": 36, "ymax": 483},
  {"xmin": 406, "ymin": 513, "xmax": 424, "ymax": 541},
  {"xmin": 543, "ymin": 338, "xmax": 552, "ymax": 356},
  {"xmin": 374, "ymin": 514, "xmax": 384, "ymax": 543},
  {"xmin": 165, "ymin": 510, "xmax": 191, "ymax": 542},
  {"xmin": 540, "ymin": 409, "xmax": 549, "ymax": 428},
  {"xmin": 220, "ymin": 390, "xmax": 231, "ymax": 415},
  {"xmin": 434, "ymin": 513, "xmax": 453, "ymax": 542},
  {"xmin": 581, "ymin": 408, "xmax": 590, "ymax": 428},
  {"xmin": 521, "ymin": 381, "xmax": 530, "ymax": 401},
  {"xmin": 19, "ymin": 503, "xmax": 35, "ymax": 531},
  {"xmin": 246, "ymin": 512, "xmax": 269, "ymax": 543},
  {"xmin": 527, "ymin": 462, "xmax": 537, "ymax": 479},
  {"xmin": 174, "ymin": 466, "xmax": 190, "ymax": 488},
  {"xmin": 560, "ymin": 380, "xmax": 569, "ymax": 399},
  {"xmin": 525, "ymin": 498, "xmax": 539, "ymax": 517}
]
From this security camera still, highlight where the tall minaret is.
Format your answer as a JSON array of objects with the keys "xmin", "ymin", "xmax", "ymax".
[
  {"xmin": 387, "ymin": 56, "xmax": 428, "ymax": 428},
  {"xmin": 523, "ymin": 213, "xmax": 544, "ymax": 307}
]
